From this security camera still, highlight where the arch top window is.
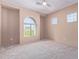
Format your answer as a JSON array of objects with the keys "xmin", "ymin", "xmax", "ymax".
[
  {"xmin": 24, "ymin": 17, "xmax": 35, "ymax": 24},
  {"xmin": 24, "ymin": 17, "xmax": 36, "ymax": 37}
]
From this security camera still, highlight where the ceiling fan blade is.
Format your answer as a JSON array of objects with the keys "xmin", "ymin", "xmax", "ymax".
[
  {"xmin": 43, "ymin": 0, "xmax": 46, "ymax": 2},
  {"xmin": 36, "ymin": 2, "xmax": 42, "ymax": 5},
  {"xmin": 47, "ymin": 4, "xmax": 51, "ymax": 7}
]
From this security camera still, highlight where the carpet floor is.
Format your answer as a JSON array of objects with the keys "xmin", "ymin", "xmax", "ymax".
[{"xmin": 0, "ymin": 40, "xmax": 78, "ymax": 59}]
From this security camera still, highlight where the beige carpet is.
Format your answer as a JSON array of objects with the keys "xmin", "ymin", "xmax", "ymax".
[{"xmin": 0, "ymin": 40, "xmax": 78, "ymax": 59}]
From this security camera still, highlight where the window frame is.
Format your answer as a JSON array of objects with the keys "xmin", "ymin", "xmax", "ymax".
[
  {"xmin": 24, "ymin": 17, "xmax": 37, "ymax": 37},
  {"xmin": 67, "ymin": 12, "xmax": 77, "ymax": 23},
  {"xmin": 51, "ymin": 17, "xmax": 58, "ymax": 25}
]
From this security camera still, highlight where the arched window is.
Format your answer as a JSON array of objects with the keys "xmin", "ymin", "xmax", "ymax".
[{"xmin": 24, "ymin": 17, "xmax": 36, "ymax": 37}]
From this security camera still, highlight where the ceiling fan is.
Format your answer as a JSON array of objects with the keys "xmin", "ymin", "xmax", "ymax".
[{"xmin": 36, "ymin": 0, "xmax": 51, "ymax": 7}]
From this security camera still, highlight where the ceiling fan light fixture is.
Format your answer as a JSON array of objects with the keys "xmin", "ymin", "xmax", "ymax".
[{"xmin": 43, "ymin": 2, "xmax": 47, "ymax": 6}]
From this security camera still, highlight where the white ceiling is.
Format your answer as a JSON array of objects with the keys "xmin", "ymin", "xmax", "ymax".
[{"xmin": 2, "ymin": 0, "xmax": 77, "ymax": 15}]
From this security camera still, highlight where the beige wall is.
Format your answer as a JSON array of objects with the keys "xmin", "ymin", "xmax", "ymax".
[
  {"xmin": 20, "ymin": 8, "xmax": 40, "ymax": 44},
  {"xmin": 0, "ymin": 0, "xmax": 2, "ymax": 46},
  {"xmin": 0, "ymin": 4, "xmax": 1, "ymax": 46},
  {"xmin": 47, "ymin": 4, "xmax": 78, "ymax": 47},
  {"xmin": 40, "ymin": 16, "xmax": 48, "ymax": 39},
  {"xmin": 40, "ymin": 16, "xmax": 45, "ymax": 39},
  {"xmin": 1, "ymin": 1, "xmax": 40, "ymax": 45},
  {"xmin": 1, "ymin": 7, "xmax": 20, "ymax": 46}
]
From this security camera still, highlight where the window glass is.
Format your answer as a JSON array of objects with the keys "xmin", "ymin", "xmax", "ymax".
[
  {"xmin": 24, "ymin": 17, "xmax": 36, "ymax": 37},
  {"xmin": 67, "ymin": 12, "xmax": 77, "ymax": 22},
  {"xmin": 51, "ymin": 17, "xmax": 58, "ymax": 24}
]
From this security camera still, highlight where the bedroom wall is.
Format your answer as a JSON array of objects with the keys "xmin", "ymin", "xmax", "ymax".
[
  {"xmin": 40, "ymin": 16, "xmax": 49, "ymax": 39},
  {"xmin": 20, "ymin": 8, "xmax": 40, "ymax": 44},
  {"xmin": 1, "ymin": 1, "xmax": 40, "ymax": 45},
  {"xmin": 1, "ymin": 7, "xmax": 20, "ymax": 46},
  {"xmin": 40, "ymin": 16, "xmax": 46, "ymax": 39},
  {"xmin": 47, "ymin": 3, "xmax": 78, "ymax": 47},
  {"xmin": 0, "ymin": 4, "xmax": 1, "ymax": 46}
]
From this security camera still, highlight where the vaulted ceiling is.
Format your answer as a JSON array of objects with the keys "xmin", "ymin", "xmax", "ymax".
[{"xmin": 2, "ymin": 0, "xmax": 77, "ymax": 15}]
